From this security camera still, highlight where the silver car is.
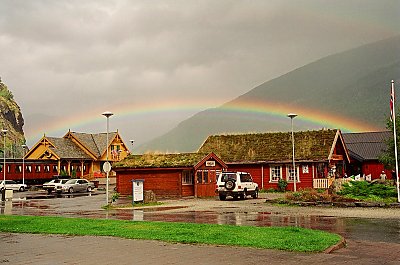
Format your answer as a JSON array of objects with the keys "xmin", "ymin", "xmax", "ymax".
[
  {"xmin": 55, "ymin": 179, "xmax": 94, "ymax": 194},
  {"xmin": 43, "ymin": 179, "xmax": 69, "ymax": 194}
]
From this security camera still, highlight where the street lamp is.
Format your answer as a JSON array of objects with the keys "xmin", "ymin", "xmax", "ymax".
[
  {"xmin": 2, "ymin": 129, "xmax": 7, "ymax": 182},
  {"xmin": 287, "ymin": 113, "xmax": 298, "ymax": 192},
  {"xmin": 21, "ymin": 144, "xmax": 27, "ymax": 185},
  {"xmin": 102, "ymin": 111, "xmax": 113, "ymax": 205}
]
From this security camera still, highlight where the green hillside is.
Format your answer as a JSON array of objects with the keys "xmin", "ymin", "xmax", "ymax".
[{"xmin": 138, "ymin": 35, "xmax": 400, "ymax": 153}]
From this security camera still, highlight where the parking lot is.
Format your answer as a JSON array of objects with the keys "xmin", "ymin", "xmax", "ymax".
[{"xmin": 0, "ymin": 188, "xmax": 399, "ymax": 264}]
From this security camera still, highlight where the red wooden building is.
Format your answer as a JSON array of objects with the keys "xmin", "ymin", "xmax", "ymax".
[
  {"xmin": 343, "ymin": 131, "xmax": 394, "ymax": 180},
  {"xmin": 114, "ymin": 153, "xmax": 227, "ymax": 198},
  {"xmin": 198, "ymin": 129, "xmax": 350, "ymax": 191}
]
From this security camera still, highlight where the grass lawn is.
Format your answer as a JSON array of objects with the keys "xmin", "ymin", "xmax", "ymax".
[{"xmin": 0, "ymin": 215, "xmax": 341, "ymax": 252}]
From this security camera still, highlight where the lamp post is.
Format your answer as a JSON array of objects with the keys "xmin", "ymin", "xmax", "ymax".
[
  {"xmin": 102, "ymin": 111, "xmax": 113, "ymax": 205},
  {"xmin": 2, "ymin": 129, "xmax": 7, "ymax": 182},
  {"xmin": 21, "ymin": 144, "xmax": 27, "ymax": 185},
  {"xmin": 287, "ymin": 113, "xmax": 297, "ymax": 192}
]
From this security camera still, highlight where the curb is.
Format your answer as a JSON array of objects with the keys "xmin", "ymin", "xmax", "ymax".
[{"xmin": 324, "ymin": 236, "xmax": 346, "ymax": 254}]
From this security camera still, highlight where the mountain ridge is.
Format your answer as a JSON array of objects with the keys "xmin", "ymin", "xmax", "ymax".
[
  {"xmin": 137, "ymin": 35, "xmax": 400, "ymax": 153},
  {"xmin": 0, "ymin": 78, "xmax": 26, "ymax": 157}
]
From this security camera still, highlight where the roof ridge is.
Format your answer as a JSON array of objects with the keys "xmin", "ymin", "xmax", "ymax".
[{"xmin": 91, "ymin": 133, "xmax": 101, "ymax": 157}]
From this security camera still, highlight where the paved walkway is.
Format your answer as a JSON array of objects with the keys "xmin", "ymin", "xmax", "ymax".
[{"xmin": 1, "ymin": 233, "xmax": 399, "ymax": 265}]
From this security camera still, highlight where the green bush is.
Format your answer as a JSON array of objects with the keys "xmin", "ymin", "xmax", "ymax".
[
  {"xmin": 339, "ymin": 181, "xmax": 396, "ymax": 199},
  {"xmin": 277, "ymin": 179, "xmax": 288, "ymax": 192},
  {"xmin": 111, "ymin": 192, "xmax": 120, "ymax": 202}
]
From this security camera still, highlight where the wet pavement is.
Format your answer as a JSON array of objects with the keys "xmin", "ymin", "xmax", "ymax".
[
  {"xmin": 1, "ymin": 190, "xmax": 399, "ymax": 244},
  {"xmin": 1, "ymin": 190, "xmax": 400, "ymax": 264}
]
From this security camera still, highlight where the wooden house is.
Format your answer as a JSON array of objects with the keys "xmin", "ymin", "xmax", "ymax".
[
  {"xmin": 114, "ymin": 152, "xmax": 227, "ymax": 198},
  {"xmin": 198, "ymin": 129, "xmax": 350, "ymax": 191},
  {"xmin": 21, "ymin": 130, "xmax": 130, "ymax": 182},
  {"xmin": 343, "ymin": 131, "xmax": 394, "ymax": 180}
]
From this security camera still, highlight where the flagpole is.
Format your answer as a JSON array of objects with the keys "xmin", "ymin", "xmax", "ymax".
[{"xmin": 391, "ymin": 80, "xmax": 400, "ymax": 203}]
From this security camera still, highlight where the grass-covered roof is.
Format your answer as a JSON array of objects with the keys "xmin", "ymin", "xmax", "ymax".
[
  {"xmin": 114, "ymin": 153, "xmax": 208, "ymax": 168},
  {"xmin": 198, "ymin": 129, "xmax": 339, "ymax": 163}
]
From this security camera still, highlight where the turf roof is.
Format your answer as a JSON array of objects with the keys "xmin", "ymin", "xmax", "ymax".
[
  {"xmin": 198, "ymin": 129, "xmax": 339, "ymax": 163},
  {"xmin": 114, "ymin": 153, "xmax": 208, "ymax": 168}
]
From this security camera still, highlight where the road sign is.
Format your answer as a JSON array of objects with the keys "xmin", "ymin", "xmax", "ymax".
[{"xmin": 103, "ymin": 162, "xmax": 112, "ymax": 173}]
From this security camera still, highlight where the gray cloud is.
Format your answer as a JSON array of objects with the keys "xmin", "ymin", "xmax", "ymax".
[{"xmin": 0, "ymin": 0, "xmax": 399, "ymax": 147}]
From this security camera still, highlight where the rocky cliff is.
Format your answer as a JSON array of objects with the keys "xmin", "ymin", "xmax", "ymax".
[{"xmin": 0, "ymin": 78, "xmax": 26, "ymax": 157}]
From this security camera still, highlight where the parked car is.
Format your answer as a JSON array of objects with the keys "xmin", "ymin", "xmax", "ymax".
[
  {"xmin": 216, "ymin": 172, "xmax": 258, "ymax": 200},
  {"xmin": 0, "ymin": 180, "xmax": 28, "ymax": 192},
  {"xmin": 43, "ymin": 179, "xmax": 69, "ymax": 194},
  {"xmin": 55, "ymin": 179, "xmax": 95, "ymax": 194}
]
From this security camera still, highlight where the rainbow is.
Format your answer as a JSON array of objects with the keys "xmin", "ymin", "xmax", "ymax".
[{"xmin": 25, "ymin": 98, "xmax": 381, "ymax": 145}]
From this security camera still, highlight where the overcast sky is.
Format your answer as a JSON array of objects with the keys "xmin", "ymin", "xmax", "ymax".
[{"xmin": 0, "ymin": 0, "xmax": 399, "ymax": 148}]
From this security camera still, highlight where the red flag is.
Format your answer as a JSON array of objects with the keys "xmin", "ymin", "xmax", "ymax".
[{"xmin": 390, "ymin": 81, "xmax": 395, "ymax": 121}]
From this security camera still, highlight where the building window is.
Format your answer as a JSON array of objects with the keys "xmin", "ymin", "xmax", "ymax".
[
  {"xmin": 203, "ymin": 171, "xmax": 209, "ymax": 183},
  {"xmin": 182, "ymin": 170, "xmax": 193, "ymax": 185},
  {"xmin": 270, "ymin": 165, "xmax": 282, "ymax": 182},
  {"xmin": 302, "ymin": 165, "xmax": 309, "ymax": 174},
  {"xmin": 316, "ymin": 163, "xmax": 326, "ymax": 178},
  {"xmin": 53, "ymin": 165, "xmax": 58, "ymax": 173},
  {"xmin": 111, "ymin": 145, "xmax": 121, "ymax": 160},
  {"xmin": 35, "ymin": 165, "xmax": 41, "ymax": 173},
  {"xmin": 15, "ymin": 165, "xmax": 22, "ymax": 173},
  {"xmin": 26, "ymin": 166, "xmax": 32, "ymax": 173},
  {"xmin": 44, "ymin": 165, "xmax": 50, "ymax": 172},
  {"xmin": 197, "ymin": 171, "xmax": 202, "ymax": 183},
  {"xmin": 196, "ymin": 170, "xmax": 210, "ymax": 184},
  {"xmin": 286, "ymin": 165, "xmax": 300, "ymax": 182}
]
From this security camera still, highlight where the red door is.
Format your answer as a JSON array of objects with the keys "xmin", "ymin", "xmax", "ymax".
[{"xmin": 196, "ymin": 170, "xmax": 217, "ymax": 197}]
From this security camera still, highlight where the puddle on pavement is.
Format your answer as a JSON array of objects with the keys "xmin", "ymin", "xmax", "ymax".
[{"xmin": 1, "ymin": 198, "xmax": 399, "ymax": 244}]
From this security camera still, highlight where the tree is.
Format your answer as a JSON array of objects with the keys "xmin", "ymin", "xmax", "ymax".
[{"xmin": 379, "ymin": 114, "xmax": 400, "ymax": 170}]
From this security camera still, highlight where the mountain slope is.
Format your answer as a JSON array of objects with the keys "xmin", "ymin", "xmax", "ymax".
[
  {"xmin": 138, "ymin": 35, "xmax": 400, "ymax": 153},
  {"xmin": 0, "ymin": 79, "xmax": 26, "ymax": 157}
]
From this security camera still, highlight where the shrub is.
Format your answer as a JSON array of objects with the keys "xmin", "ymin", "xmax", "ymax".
[
  {"xmin": 260, "ymin": 188, "xmax": 279, "ymax": 193},
  {"xmin": 286, "ymin": 188, "xmax": 332, "ymax": 202},
  {"xmin": 112, "ymin": 192, "xmax": 120, "ymax": 202},
  {"xmin": 339, "ymin": 181, "xmax": 396, "ymax": 199},
  {"xmin": 277, "ymin": 179, "xmax": 288, "ymax": 192}
]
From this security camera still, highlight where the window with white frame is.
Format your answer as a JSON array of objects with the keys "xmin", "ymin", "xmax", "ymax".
[
  {"xmin": 182, "ymin": 170, "xmax": 193, "ymax": 185},
  {"xmin": 286, "ymin": 165, "xmax": 300, "ymax": 182},
  {"xmin": 270, "ymin": 165, "xmax": 282, "ymax": 182}
]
